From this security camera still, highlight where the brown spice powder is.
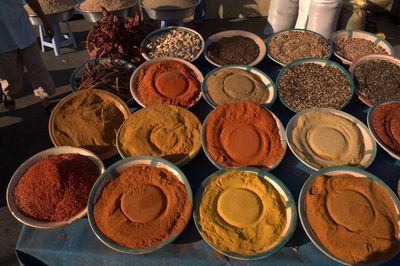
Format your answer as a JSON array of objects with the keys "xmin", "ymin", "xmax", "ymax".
[
  {"xmin": 306, "ymin": 174, "xmax": 399, "ymax": 264},
  {"xmin": 93, "ymin": 164, "xmax": 191, "ymax": 249}
]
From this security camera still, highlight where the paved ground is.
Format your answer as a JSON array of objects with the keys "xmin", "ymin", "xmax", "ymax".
[{"xmin": 0, "ymin": 14, "xmax": 398, "ymax": 266}]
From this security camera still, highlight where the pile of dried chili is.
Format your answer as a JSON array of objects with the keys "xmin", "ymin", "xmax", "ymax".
[{"xmin": 87, "ymin": 8, "xmax": 155, "ymax": 65}]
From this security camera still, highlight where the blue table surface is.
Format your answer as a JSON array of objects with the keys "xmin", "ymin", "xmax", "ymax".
[{"xmin": 16, "ymin": 53, "xmax": 400, "ymax": 266}]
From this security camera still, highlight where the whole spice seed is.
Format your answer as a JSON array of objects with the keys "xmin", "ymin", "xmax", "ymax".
[
  {"xmin": 145, "ymin": 29, "xmax": 202, "ymax": 61},
  {"xmin": 79, "ymin": 0, "xmax": 135, "ymax": 12},
  {"xmin": 335, "ymin": 38, "xmax": 388, "ymax": 62},
  {"xmin": 13, "ymin": 154, "xmax": 100, "ymax": 222},
  {"xmin": 278, "ymin": 63, "xmax": 352, "ymax": 112},
  {"xmin": 75, "ymin": 60, "xmax": 133, "ymax": 101},
  {"xmin": 206, "ymin": 36, "xmax": 260, "ymax": 65},
  {"xmin": 25, "ymin": 0, "xmax": 75, "ymax": 15},
  {"xmin": 354, "ymin": 59, "xmax": 400, "ymax": 105},
  {"xmin": 142, "ymin": 0, "xmax": 198, "ymax": 8},
  {"xmin": 268, "ymin": 31, "xmax": 330, "ymax": 65}
]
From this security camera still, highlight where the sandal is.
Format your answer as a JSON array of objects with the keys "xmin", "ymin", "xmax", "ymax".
[{"xmin": 2, "ymin": 95, "xmax": 15, "ymax": 111}]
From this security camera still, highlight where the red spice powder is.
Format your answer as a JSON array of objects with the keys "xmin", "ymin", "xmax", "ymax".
[
  {"xmin": 371, "ymin": 102, "xmax": 400, "ymax": 156},
  {"xmin": 13, "ymin": 153, "xmax": 100, "ymax": 222}
]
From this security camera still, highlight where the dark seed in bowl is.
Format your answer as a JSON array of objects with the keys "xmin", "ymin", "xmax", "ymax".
[
  {"xmin": 354, "ymin": 59, "xmax": 400, "ymax": 105},
  {"xmin": 206, "ymin": 35, "xmax": 260, "ymax": 65},
  {"xmin": 268, "ymin": 31, "xmax": 330, "ymax": 65},
  {"xmin": 334, "ymin": 38, "xmax": 388, "ymax": 62},
  {"xmin": 278, "ymin": 63, "xmax": 352, "ymax": 112}
]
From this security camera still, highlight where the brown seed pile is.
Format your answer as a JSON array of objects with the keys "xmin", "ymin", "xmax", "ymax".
[
  {"xmin": 207, "ymin": 36, "xmax": 260, "ymax": 65},
  {"xmin": 142, "ymin": 0, "xmax": 198, "ymax": 9},
  {"xmin": 335, "ymin": 38, "xmax": 388, "ymax": 62},
  {"xmin": 79, "ymin": 0, "xmax": 136, "ymax": 12},
  {"xmin": 268, "ymin": 31, "xmax": 330, "ymax": 65},
  {"xmin": 278, "ymin": 63, "xmax": 352, "ymax": 112},
  {"xmin": 25, "ymin": 0, "xmax": 75, "ymax": 15},
  {"xmin": 354, "ymin": 59, "xmax": 400, "ymax": 105}
]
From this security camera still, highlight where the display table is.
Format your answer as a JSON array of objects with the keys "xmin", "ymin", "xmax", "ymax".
[{"xmin": 15, "ymin": 47, "xmax": 400, "ymax": 266}]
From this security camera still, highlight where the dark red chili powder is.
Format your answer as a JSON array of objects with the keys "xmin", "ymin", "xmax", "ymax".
[
  {"xmin": 371, "ymin": 102, "xmax": 400, "ymax": 156},
  {"xmin": 13, "ymin": 153, "xmax": 100, "ymax": 222}
]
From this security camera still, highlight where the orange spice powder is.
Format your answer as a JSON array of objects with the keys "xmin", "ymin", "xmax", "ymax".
[{"xmin": 204, "ymin": 102, "xmax": 284, "ymax": 168}]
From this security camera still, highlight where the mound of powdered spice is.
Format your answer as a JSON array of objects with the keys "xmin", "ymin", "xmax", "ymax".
[
  {"xmin": 93, "ymin": 164, "xmax": 191, "ymax": 248},
  {"xmin": 13, "ymin": 154, "xmax": 100, "ymax": 222},
  {"xmin": 207, "ymin": 36, "xmax": 260, "ymax": 65}
]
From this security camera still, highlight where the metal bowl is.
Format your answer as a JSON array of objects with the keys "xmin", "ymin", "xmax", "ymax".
[
  {"xmin": 329, "ymin": 29, "xmax": 396, "ymax": 65},
  {"xmin": 6, "ymin": 146, "xmax": 105, "ymax": 229},
  {"xmin": 75, "ymin": 2, "xmax": 138, "ymax": 23},
  {"xmin": 140, "ymin": 0, "xmax": 200, "ymax": 20},
  {"xmin": 193, "ymin": 167, "xmax": 297, "ymax": 260},
  {"xmin": 87, "ymin": 156, "xmax": 193, "ymax": 254},
  {"xmin": 28, "ymin": 8, "xmax": 74, "ymax": 25}
]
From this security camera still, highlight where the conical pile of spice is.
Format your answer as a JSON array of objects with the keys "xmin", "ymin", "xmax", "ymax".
[{"xmin": 13, "ymin": 154, "xmax": 100, "ymax": 222}]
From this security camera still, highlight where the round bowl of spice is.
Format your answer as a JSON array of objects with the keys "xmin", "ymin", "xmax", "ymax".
[
  {"xmin": 202, "ymin": 65, "xmax": 277, "ymax": 108},
  {"xmin": 202, "ymin": 102, "xmax": 287, "ymax": 170},
  {"xmin": 76, "ymin": 0, "xmax": 139, "ymax": 23},
  {"xmin": 140, "ymin": 0, "xmax": 200, "ymax": 20},
  {"xmin": 350, "ymin": 54, "xmax": 400, "ymax": 107},
  {"xmin": 286, "ymin": 108, "xmax": 377, "ymax": 170},
  {"xmin": 116, "ymin": 104, "xmax": 202, "ymax": 166},
  {"xmin": 70, "ymin": 58, "xmax": 136, "ymax": 102},
  {"xmin": 48, "ymin": 89, "xmax": 131, "ymax": 160},
  {"xmin": 87, "ymin": 156, "xmax": 192, "ymax": 254},
  {"xmin": 130, "ymin": 57, "xmax": 203, "ymax": 108},
  {"xmin": 193, "ymin": 167, "xmax": 297, "ymax": 260},
  {"xmin": 330, "ymin": 29, "xmax": 396, "ymax": 65},
  {"xmin": 299, "ymin": 166, "xmax": 400, "ymax": 265},
  {"xmin": 204, "ymin": 30, "xmax": 266, "ymax": 67},
  {"xmin": 141, "ymin": 26, "xmax": 204, "ymax": 62},
  {"xmin": 266, "ymin": 29, "xmax": 332, "ymax": 67},
  {"xmin": 25, "ymin": 0, "xmax": 75, "ymax": 25},
  {"xmin": 7, "ymin": 146, "xmax": 105, "ymax": 229},
  {"xmin": 367, "ymin": 99, "xmax": 400, "ymax": 160},
  {"xmin": 276, "ymin": 58, "xmax": 354, "ymax": 113}
]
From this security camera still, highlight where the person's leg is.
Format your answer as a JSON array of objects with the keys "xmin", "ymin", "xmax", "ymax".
[
  {"xmin": 0, "ymin": 49, "xmax": 24, "ymax": 110},
  {"xmin": 19, "ymin": 42, "xmax": 56, "ymax": 100}
]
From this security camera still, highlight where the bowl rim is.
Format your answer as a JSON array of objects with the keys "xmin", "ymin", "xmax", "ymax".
[
  {"xmin": 115, "ymin": 104, "xmax": 202, "ymax": 166},
  {"xmin": 48, "ymin": 89, "xmax": 131, "ymax": 161},
  {"xmin": 87, "ymin": 155, "xmax": 193, "ymax": 254},
  {"xmin": 329, "ymin": 29, "xmax": 397, "ymax": 65},
  {"xmin": 367, "ymin": 99, "xmax": 400, "ymax": 160},
  {"xmin": 349, "ymin": 54, "xmax": 400, "ymax": 107},
  {"xmin": 75, "ymin": 1, "xmax": 138, "ymax": 14},
  {"xmin": 201, "ymin": 64, "xmax": 277, "ymax": 109},
  {"xmin": 204, "ymin": 30, "xmax": 267, "ymax": 67},
  {"xmin": 129, "ymin": 56, "xmax": 204, "ymax": 109},
  {"xmin": 140, "ymin": 26, "xmax": 205, "ymax": 62},
  {"xmin": 276, "ymin": 58, "xmax": 355, "ymax": 113},
  {"xmin": 139, "ymin": 0, "xmax": 201, "ymax": 10},
  {"xmin": 69, "ymin": 57, "xmax": 136, "ymax": 93},
  {"xmin": 298, "ymin": 165, "xmax": 400, "ymax": 266},
  {"xmin": 6, "ymin": 146, "xmax": 105, "ymax": 229},
  {"xmin": 201, "ymin": 104, "xmax": 287, "ymax": 170},
  {"xmin": 285, "ymin": 107, "xmax": 377, "ymax": 171},
  {"xmin": 193, "ymin": 166, "xmax": 297, "ymax": 260},
  {"xmin": 265, "ymin": 28, "xmax": 333, "ymax": 67}
]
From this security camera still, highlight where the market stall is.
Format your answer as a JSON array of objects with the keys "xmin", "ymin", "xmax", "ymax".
[{"xmin": 6, "ymin": 0, "xmax": 400, "ymax": 265}]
